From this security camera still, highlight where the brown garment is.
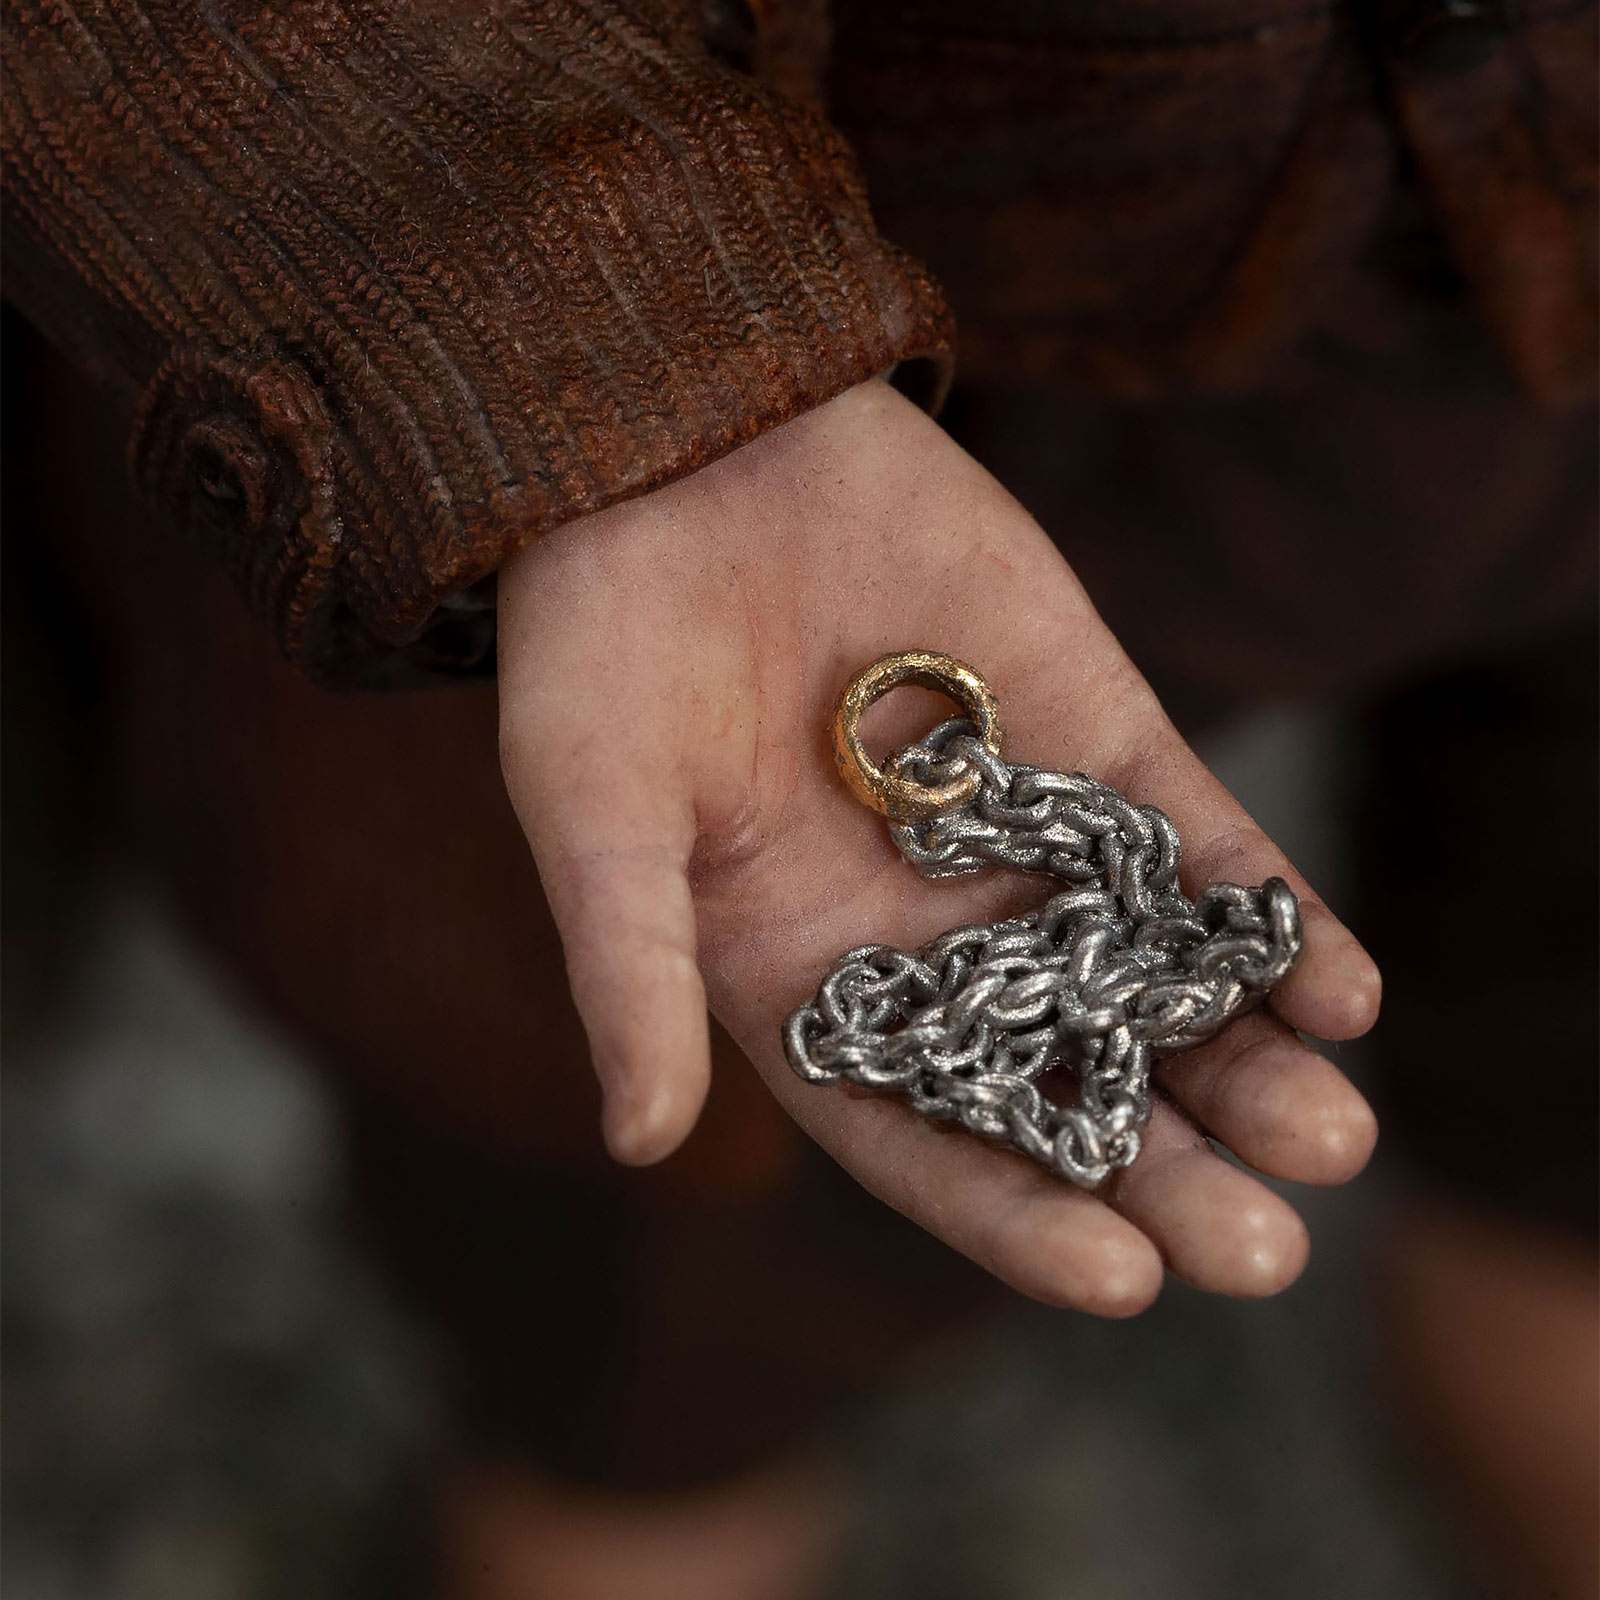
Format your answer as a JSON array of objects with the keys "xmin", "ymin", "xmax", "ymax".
[
  {"xmin": 832, "ymin": 0, "xmax": 1596, "ymax": 401},
  {"xmin": 3, "ymin": 0, "xmax": 1594, "ymax": 681},
  {"xmin": 1, "ymin": 0, "xmax": 951, "ymax": 681}
]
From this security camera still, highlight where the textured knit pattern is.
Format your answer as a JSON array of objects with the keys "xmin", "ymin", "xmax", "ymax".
[{"xmin": 2, "ymin": 0, "xmax": 953, "ymax": 681}]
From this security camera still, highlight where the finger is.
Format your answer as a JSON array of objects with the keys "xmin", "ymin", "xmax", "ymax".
[
  {"xmin": 747, "ymin": 1038, "xmax": 1166, "ymax": 1316},
  {"xmin": 502, "ymin": 735, "xmax": 711, "ymax": 1167},
  {"xmin": 1059, "ymin": 698, "xmax": 1382, "ymax": 1044},
  {"xmin": 1156, "ymin": 1012, "xmax": 1379, "ymax": 1185},
  {"xmin": 1105, "ymin": 1096, "xmax": 1311, "ymax": 1297},
  {"xmin": 1181, "ymin": 804, "xmax": 1381, "ymax": 1042}
]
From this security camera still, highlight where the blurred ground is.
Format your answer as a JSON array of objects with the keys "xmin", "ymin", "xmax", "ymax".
[
  {"xmin": 3, "ymin": 710, "xmax": 1501, "ymax": 1600},
  {"xmin": 3, "ymin": 890, "xmax": 436, "ymax": 1600}
]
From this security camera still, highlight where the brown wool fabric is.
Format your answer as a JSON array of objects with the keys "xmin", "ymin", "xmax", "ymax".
[
  {"xmin": 1, "ymin": 0, "xmax": 952, "ymax": 682},
  {"xmin": 3, "ymin": 0, "xmax": 1594, "ymax": 683}
]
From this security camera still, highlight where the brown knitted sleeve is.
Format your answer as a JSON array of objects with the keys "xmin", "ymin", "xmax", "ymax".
[{"xmin": 1, "ymin": 0, "xmax": 953, "ymax": 683}]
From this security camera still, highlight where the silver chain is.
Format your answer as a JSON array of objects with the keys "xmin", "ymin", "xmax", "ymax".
[{"xmin": 783, "ymin": 720, "xmax": 1302, "ymax": 1187}]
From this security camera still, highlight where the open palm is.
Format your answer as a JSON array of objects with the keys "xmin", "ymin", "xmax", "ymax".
[{"xmin": 498, "ymin": 379, "xmax": 1380, "ymax": 1316}]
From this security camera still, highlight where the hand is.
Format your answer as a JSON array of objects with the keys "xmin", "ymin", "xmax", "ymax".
[{"xmin": 497, "ymin": 379, "xmax": 1380, "ymax": 1315}]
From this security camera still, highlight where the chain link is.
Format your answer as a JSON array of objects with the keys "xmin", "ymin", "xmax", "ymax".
[{"xmin": 783, "ymin": 719, "xmax": 1302, "ymax": 1187}]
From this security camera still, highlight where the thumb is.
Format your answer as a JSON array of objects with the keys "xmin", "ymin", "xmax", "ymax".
[{"xmin": 500, "ymin": 724, "xmax": 711, "ymax": 1166}]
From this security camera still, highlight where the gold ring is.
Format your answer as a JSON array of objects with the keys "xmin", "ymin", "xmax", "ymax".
[{"xmin": 832, "ymin": 650, "xmax": 1003, "ymax": 821}]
